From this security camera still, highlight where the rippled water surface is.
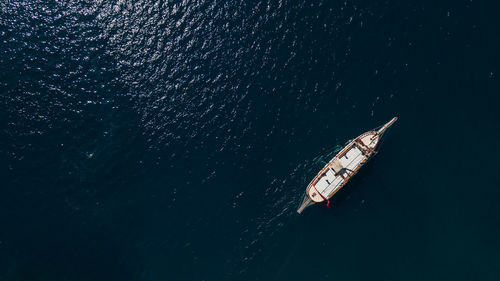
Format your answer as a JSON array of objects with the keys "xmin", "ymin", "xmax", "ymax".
[{"xmin": 1, "ymin": 0, "xmax": 500, "ymax": 280}]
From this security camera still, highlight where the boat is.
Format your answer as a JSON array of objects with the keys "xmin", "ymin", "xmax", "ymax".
[{"xmin": 297, "ymin": 117, "xmax": 398, "ymax": 214}]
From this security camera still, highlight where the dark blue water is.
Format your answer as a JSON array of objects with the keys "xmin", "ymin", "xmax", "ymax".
[{"xmin": 1, "ymin": 0, "xmax": 500, "ymax": 280}]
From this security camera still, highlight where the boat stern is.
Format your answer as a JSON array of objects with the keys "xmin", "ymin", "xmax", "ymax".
[
  {"xmin": 297, "ymin": 197, "xmax": 312, "ymax": 214},
  {"xmin": 297, "ymin": 185, "xmax": 324, "ymax": 213}
]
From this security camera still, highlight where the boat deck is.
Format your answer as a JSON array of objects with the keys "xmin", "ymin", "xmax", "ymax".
[
  {"xmin": 307, "ymin": 131, "xmax": 379, "ymax": 203},
  {"xmin": 309, "ymin": 144, "xmax": 366, "ymax": 201},
  {"xmin": 297, "ymin": 117, "xmax": 397, "ymax": 214}
]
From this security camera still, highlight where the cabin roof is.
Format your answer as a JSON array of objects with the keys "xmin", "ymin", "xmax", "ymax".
[{"xmin": 312, "ymin": 145, "xmax": 367, "ymax": 199}]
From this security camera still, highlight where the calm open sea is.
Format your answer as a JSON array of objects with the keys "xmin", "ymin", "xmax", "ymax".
[{"xmin": 1, "ymin": 0, "xmax": 500, "ymax": 280}]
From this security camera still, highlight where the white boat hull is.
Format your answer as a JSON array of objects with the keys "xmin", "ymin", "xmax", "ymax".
[{"xmin": 297, "ymin": 117, "xmax": 397, "ymax": 213}]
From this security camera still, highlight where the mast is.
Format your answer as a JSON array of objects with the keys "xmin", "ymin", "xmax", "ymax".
[{"xmin": 377, "ymin": 117, "xmax": 398, "ymax": 135}]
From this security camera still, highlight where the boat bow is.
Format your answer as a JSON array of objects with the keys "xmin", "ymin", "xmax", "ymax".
[{"xmin": 377, "ymin": 117, "xmax": 398, "ymax": 135}]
